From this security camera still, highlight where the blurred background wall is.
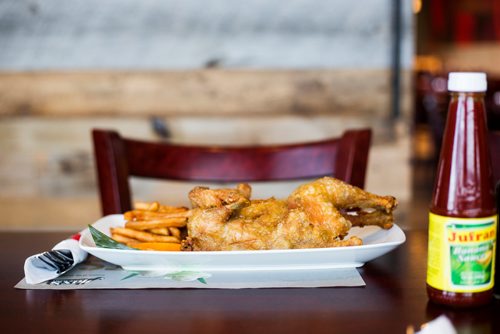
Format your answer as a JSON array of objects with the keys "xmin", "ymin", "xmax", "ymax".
[
  {"xmin": 413, "ymin": 0, "xmax": 500, "ymax": 196},
  {"xmin": 0, "ymin": 0, "xmax": 414, "ymax": 230}
]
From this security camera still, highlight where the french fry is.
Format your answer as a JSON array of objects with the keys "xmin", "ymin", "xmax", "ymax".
[
  {"xmin": 124, "ymin": 210, "xmax": 190, "ymax": 221},
  {"xmin": 133, "ymin": 201, "xmax": 154, "ymax": 210},
  {"xmin": 133, "ymin": 202, "xmax": 187, "ymax": 213},
  {"xmin": 111, "ymin": 233, "xmax": 140, "ymax": 245},
  {"xmin": 168, "ymin": 227, "xmax": 181, "ymax": 239},
  {"xmin": 133, "ymin": 242, "xmax": 181, "ymax": 251},
  {"xmin": 148, "ymin": 227, "xmax": 170, "ymax": 236},
  {"xmin": 113, "ymin": 201, "xmax": 189, "ymax": 251},
  {"xmin": 111, "ymin": 227, "xmax": 180, "ymax": 243},
  {"xmin": 148, "ymin": 202, "xmax": 160, "ymax": 212},
  {"xmin": 123, "ymin": 211, "xmax": 134, "ymax": 221},
  {"xmin": 158, "ymin": 205, "xmax": 189, "ymax": 213},
  {"xmin": 125, "ymin": 218, "xmax": 187, "ymax": 230}
]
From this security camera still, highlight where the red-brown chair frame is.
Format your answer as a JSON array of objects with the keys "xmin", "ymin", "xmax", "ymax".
[{"xmin": 92, "ymin": 128, "xmax": 372, "ymax": 216}]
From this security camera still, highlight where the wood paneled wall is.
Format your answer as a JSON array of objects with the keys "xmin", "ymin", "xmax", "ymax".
[{"xmin": 0, "ymin": 70, "xmax": 390, "ymax": 117}]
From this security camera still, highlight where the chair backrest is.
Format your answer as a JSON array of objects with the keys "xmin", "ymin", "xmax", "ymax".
[{"xmin": 92, "ymin": 128, "xmax": 372, "ymax": 215}]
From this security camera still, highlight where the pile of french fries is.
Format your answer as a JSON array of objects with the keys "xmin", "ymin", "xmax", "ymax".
[{"xmin": 111, "ymin": 201, "xmax": 190, "ymax": 251}]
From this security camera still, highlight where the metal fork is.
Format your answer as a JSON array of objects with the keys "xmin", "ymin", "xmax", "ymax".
[{"xmin": 32, "ymin": 249, "xmax": 74, "ymax": 274}]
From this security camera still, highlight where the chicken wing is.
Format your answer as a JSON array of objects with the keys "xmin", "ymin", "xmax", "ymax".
[
  {"xmin": 189, "ymin": 183, "xmax": 251, "ymax": 210},
  {"xmin": 288, "ymin": 177, "xmax": 397, "ymax": 239}
]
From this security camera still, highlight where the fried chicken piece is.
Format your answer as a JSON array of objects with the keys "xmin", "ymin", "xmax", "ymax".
[
  {"xmin": 186, "ymin": 177, "xmax": 397, "ymax": 251},
  {"xmin": 189, "ymin": 183, "xmax": 251, "ymax": 210},
  {"xmin": 288, "ymin": 177, "xmax": 397, "ymax": 239},
  {"xmin": 188, "ymin": 198, "xmax": 289, "ymax": 250},
  {"xmin": 340, "ymin": 209, "xmax": 394, "ymax": 229}
]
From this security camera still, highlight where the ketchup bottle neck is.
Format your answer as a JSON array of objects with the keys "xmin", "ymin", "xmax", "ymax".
[{"xmin": 431, "ymin": 91, "xmax": 496, "ymax": 217}]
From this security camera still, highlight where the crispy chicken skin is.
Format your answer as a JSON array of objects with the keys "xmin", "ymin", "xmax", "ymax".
[
  {"xmin": 189, "ymin": 183, "xmax": 251, "ymax": 210},
  {"xmin": 186, "ymin": 177, "xmax": 397, "ymax": 251},
  {"xmin": 288, "ymin": 177, "xmax": 397, "ymax": 238}
]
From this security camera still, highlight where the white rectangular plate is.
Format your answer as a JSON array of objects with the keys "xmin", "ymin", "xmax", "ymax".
[{"xmin": 80, "ymin": 214, "xmax": 406, "ymax": 272}]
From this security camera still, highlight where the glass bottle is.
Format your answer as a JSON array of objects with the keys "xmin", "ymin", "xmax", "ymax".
[
  {"xmin": 426, "ymin": 72, "xmax": 498, "ymax": 307},
  {"xmin": 496, "ymin": 180, "xmax": 500, "ymax": 299}
]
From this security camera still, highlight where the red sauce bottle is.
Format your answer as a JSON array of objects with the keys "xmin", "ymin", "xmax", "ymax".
[{"xmin": 426, "ymin": 72, "xmax": 498, "ymax": 307}]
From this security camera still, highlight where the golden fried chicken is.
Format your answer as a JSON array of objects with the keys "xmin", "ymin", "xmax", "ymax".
[
  {"xmin": 189, "ymin": 183, "xmax": 251, "ymax": 210},
  {"xmin": 288, "ymin": 177, "xmax": 397, "ymax": 238},
  {"xmin": 185, "ymin": 177, "xmax": 397, "ymax": 251}
]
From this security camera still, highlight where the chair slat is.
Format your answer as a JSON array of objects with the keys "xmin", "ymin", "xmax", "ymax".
[{"xmin": 93, "ymin": 128, "xmax": 372, "ymax": 215}]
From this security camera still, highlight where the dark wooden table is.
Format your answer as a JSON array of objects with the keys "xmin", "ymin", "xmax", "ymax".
[{"xmin": 1, "ymin": 230, "xmax": 498, "ymax": 334}]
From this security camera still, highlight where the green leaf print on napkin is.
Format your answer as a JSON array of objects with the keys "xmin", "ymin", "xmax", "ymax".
[{"xmin": 121, "ymin": 270, "xmax": 211, "ymax": 284}]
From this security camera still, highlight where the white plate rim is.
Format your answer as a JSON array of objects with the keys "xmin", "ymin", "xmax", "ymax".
[{"xmin": 79, "ymin": 214, "xmax": 406, "ymax": 256}]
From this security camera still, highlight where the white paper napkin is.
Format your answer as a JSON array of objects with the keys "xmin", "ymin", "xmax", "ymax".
[
  {"xmin": 23, "ymin": 233, "xmax": 88, "ymax": 284},
  {"xmin": 417, "ymin": 315, "xmax": 457, "ymax": 334},
  {"xmin": 16, "ymin": 262, "xmax": 365, "ymax": 289}
]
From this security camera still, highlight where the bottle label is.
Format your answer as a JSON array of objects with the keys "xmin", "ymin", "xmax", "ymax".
[{"xmin": 427, "ymin": 213, "xmax": 497, "ymax": 293}]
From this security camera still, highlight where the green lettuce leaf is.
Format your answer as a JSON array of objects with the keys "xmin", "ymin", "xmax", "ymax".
[{"xmin": 88, "ymin": 225, "xmax": 136, "ymax": 250}]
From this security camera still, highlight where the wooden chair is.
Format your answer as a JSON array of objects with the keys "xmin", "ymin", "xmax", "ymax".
[{"xmin": 92, "ymin": 128, "xmax": 372, "ymax": 216}]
